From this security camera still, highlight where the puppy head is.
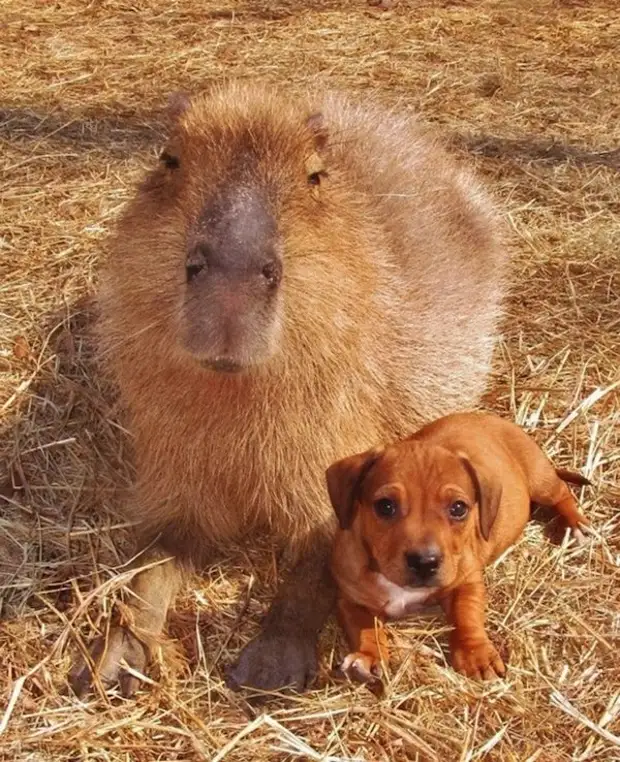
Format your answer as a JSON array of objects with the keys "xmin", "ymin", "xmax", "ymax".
[{"xmin": 325, "ymin": 440, "xmax": 502, "ymax": 588}]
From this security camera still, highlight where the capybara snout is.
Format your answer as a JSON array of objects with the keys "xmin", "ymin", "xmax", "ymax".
[
  {"xmin": 181, "ymin": 183, "xmax": 283, "ymax": 368},
  {"xmin": 184, "ymin": 186, "xmax": 280, "ymax": 285}
]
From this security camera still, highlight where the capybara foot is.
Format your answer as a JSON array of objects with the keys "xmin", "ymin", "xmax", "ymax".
[
  {"xmin": 227, "ymin": 630, "xmax": 318, "ymax": 693},
  {"xmin": 70, "ymin": 626, "xmax": 149, "ymax": 698},
  {"xmin": 451, "ymin": 638, "xmax": 506, "ymax": 681},
  {"xmin": 341, "ymin": 651, "xmax": 383, "ymax": 683}
]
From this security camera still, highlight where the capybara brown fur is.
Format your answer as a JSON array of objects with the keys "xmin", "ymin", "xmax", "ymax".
[{"xmin": 71, "ymin": 81, "xmax": 510, "ymax": 696}]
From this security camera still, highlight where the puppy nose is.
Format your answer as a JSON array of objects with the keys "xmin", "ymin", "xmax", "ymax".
[{"xmin": 405, "ymin": 548, "xmax": 442, "ymax": 580}]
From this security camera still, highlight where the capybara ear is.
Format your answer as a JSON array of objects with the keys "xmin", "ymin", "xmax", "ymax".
[
  {"xmin": 325, "ymin": 447, "xmax": 384, "ymax": 531},
  {"xmin": 306, "ymin": 112, "xmax": 329, "ymax": 152},
  {"xmin": 460, "ymin": 456, "xmax": 503, "ymax": 541},
  {"xmin": 166, "ymin": 91, "xmax": 192, "ymax": 123}
]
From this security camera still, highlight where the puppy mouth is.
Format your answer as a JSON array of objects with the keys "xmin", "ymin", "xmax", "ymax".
[
  {"xmin": 381, "ymin": 566, "xmax": 445, "ymax": 590},
  {"xmin": 376, "ymin": 565, "xmax": 437, "ymax": 590},
  {"xmin": 406, "ymin": 571, "xmax": 441, "ymax": 588}
]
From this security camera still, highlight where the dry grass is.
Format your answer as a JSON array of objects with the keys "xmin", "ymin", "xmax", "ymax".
[{"xmin": 1, "ymin": 0, "xmax": 619, "ymax": 759}]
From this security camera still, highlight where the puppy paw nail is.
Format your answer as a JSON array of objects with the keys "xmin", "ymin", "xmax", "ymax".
[
  {"xmin": 452, "ymin": 641, "xmax": 505, "ymax": 681},
  {"xmin": 570, "ymin": 524, "xmax": 593, "ymax": 546},
  {"xmin": 341, "ymin": 652, "xmax": 382, "ymax": 683}
]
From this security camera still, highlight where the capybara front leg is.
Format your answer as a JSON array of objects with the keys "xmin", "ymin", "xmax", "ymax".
[
  {"xmin": 228, "ymin": 533, "xmax": 336, "ymax": 692},
  {"xmin": 70, "ymin": 547, "xmax": 183, "ymax": 697}
]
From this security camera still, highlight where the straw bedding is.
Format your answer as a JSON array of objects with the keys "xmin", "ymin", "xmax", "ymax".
[{"xmin": 0, "ymin": 1, "xmax": 618, "ymax": 759}]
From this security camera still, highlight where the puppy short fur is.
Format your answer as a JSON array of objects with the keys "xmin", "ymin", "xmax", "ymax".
[{"xmin": 326, "ymin": 411, "xmax": 590, "ymax": 682}]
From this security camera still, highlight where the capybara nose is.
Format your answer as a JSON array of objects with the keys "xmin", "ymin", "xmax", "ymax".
[
  {"xmin": 405, "ymin": 548, "xmax": 442, "ymax": 581},
  {"xmin": 186, "ymin": 241, "xmax": 210, "ymax": 282}
]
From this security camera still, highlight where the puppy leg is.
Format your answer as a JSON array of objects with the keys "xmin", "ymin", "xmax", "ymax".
[
  {"xmin": 338, "ymin": 596, "xmax": 388, "ymax": 683},
  {"xmin": 441, "ymin": 576, "xmax": 505, "ymax": 681},
  {"xmin": 70, "ymin": 547, "xmax": 184, "ymax": 697},
  {"xmin": 531, "ymin": 469, "xmax": 589, "ymax": 542}
]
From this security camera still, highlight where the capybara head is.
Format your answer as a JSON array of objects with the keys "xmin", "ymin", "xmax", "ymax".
[
  {"xmin": 326, "ymin": 440, "xmax": 502, "ymax": 588},
  {"xmin": 127, "ymin": 84, "xmax": 356, "ymax": 373}
]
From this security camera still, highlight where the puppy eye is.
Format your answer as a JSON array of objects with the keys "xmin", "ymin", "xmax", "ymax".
[
  {"xmin": 449, "ymin": 500, "xmax": 469, "ymax": 520},
  {"xmin": 374, "ymin": 498, "xmax": 397, "ymax": 519},
  {"xmin": 160, "ymin": 151, "xmax": 180, "ymax": 170}
]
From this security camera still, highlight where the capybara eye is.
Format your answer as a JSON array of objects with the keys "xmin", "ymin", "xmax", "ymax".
[
  {"xmin": 449, "ymin": 500, "xmax": 469, "ymax": 520},
  {"xmin": 261, "ymin": 262, "xmax": 280, "ymax": 288},
  {"xmin": 308, "ymin": 170, "xmax": 328, "ymax": 187},
  {"xmin": 374, "ymin": 498, "xmax": 397, "ymax": 519},
  {"xmin": 160, "ymin": 151, "xmax": 180, "ymax": 170},
  {"xmin": 186, "ymin": 263, "xmax": 204, "ymax": 282}
]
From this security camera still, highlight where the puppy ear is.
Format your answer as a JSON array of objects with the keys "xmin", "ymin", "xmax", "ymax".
[
  {"xmin": 325, "ymin": 447, "xmax": 383, "ymax": 530},
  {"xmin": 459, "ymin": 456, "xmax": 502, "ymax": 541}
]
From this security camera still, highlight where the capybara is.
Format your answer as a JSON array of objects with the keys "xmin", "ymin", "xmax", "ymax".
[
  {"xmin": 326, "ymin": 412, "xmax": 589, "ymax": 684},
  {"xmin": 71, "ymin": 81, "xmax": 510, "ymax": 696}
]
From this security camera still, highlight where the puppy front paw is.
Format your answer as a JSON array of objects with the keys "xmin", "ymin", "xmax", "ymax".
[
  {"xmin": 451, "ymin": 638, "xmax": 506, "ymax": 681},
  {"xmin": 341, "ymin": 651, "xmax": 383, "ymax": 683}
]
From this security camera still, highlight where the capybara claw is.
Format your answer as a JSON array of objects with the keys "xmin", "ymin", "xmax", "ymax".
[
  {"xmin": 70, "ymin": 626, "xmax": 149, "ymax": 698},
  {"xmin": 227, "ymin": 631, "xmax": 318, "ymax": 693},
  {"xmin": 341, "ymin": 651, "xmax": 382, "ymax": 683}
]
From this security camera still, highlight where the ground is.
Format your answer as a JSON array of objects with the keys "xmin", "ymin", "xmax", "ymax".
[{"xmin": 1, "ymin": 1, "xmax": 619, "ymax": 760}]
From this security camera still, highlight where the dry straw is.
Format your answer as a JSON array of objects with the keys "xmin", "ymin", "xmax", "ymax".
[{"xmin": 1, "ymin": 0, "xmax": 619, "ymax": 760}]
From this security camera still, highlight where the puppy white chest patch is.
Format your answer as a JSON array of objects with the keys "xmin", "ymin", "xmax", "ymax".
[{"xmin": 374, "ymin": 573, "xmax": 437, "ymax": 620}]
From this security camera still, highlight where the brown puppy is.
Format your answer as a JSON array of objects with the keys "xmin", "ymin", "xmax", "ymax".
[
  {"xmin": 70, "ymin": 81, "xmax": 510, "ymax": 696},
  {"xmin": 326, "ymin": 411, "xmax": 589, "ymax": 682}
]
